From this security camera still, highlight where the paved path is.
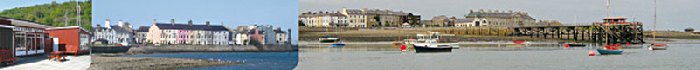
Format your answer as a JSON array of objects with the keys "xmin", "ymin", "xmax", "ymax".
[{"xmin": 1, "ymin": 55, "xmax": 90, "ymax": 70}]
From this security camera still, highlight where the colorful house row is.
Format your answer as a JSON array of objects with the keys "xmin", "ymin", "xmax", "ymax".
[
  {"xmin": 0, "ymin": 17, "xmax": 91, "ymax": 61},
  {"xmin": 146, "ymin": 19, "xmax": 232, "ymax": 45},
  {"xmin": 132, "ymin": 19, "xmax": 291, "ymax": 46}
]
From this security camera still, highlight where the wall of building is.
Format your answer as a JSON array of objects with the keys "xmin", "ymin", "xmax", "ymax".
[{"xmin": 48, "ymin": 28, "xmax": 88, "ymax": 54}]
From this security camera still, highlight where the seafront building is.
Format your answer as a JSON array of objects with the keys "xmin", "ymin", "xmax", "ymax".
[
  {"xmin": 455, "ymin": 18, "xmax": 489, "ymax": 27},
  {"xmin": 235, "ymin": 25, "xmax": 290, "ymax": 45},
  {"xmin": 298, "ymin": 12, "xmax": 348, "ymax": 27},
  {"xmin": 146, "ymin": 19, "xmax": 232, "ymax": 45},
  {"xmin": 141, "ymin": 19, "xmax": 292, "ymax": 45},
  {"xmin": 92, "ymin": 19, "xmax": 135, "ymax": 45},
  {"xmin": 134, "ymin": 26, "xmax": 149, "ymax": 44},
  {"xmin": 300, "ymin": 8, "xmax": 421, "ymax": 27},
  {"xmin": 234, "ymin": 26, "xmax": 251, "ymax": 45},
  {"xmin": 465, "ymin": 9, "xmax": 538, "ymax": 27}
]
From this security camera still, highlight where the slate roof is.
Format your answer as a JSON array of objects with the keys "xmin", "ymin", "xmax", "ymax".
[
  {"xmin": 299, "ymin": 12, "xmax": 346, "ymax": 18},
  {"xmin": 154, "ymin": 23, "xmax": 229, "ymax": 31},
  {"xmin": 110, "ymin": 26, "xmax": 132, "ymax": 33},
  {"xmin": 136, "ymin": 26, "xmax": 150, "ymax": 32},
  {"xmin": 273, "ymin": 29, "xmax": 285, "ymax": 33},
  {"xmin": 466, "ymin": 12, "xmax": 535, "ymax": 20},
  {"xmin": 455, "ymin": 18, "xmax": 476, "ymax": 23}
]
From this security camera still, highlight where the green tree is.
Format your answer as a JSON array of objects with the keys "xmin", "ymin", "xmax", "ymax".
[{"xmin": 0, "ymin": 0, "xmax": 92, "ymax": 30}]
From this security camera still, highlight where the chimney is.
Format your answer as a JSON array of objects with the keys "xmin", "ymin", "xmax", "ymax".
[
  {"xmin": 118, "ymin": 20, "xmax": 124, "ymax": 27},
  {"xmin": 170, "ymin": 19, "xmax": 175, "ymax": 25},
  {"xmin": 105, "ymin": 19, "xmax": 111, "ymax": 28},
  {"xmin": 188, "ymin": 20, "xmax": 193, "ymax": 26},
  {"xmin": 206, "ymin": 21, "xmax": 210, "ymax": 26}
]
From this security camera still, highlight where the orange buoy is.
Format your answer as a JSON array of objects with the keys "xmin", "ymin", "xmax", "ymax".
[
  {"xmin": 400, "ymin": 44, "xmax": 407, "ymax": 52},
  {"xmin": 588, "ymin": 51, "xmax": 596, "ymax": 56}
]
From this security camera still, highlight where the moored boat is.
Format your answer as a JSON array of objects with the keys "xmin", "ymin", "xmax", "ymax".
[
  {"xmin": 319, "ymin": 36, "xmax": 340, "ymax": 43},
  {"xmin": 649, "ymin": 44, "xmax": 668, "ymax": 50},
  {"xmin": 413, "ymin": 44, "xmax": 452, "ymax": 52},
  {"xmin": 330, "ymin": 41, "xmax": 345, "ymax": 48},
  {"xmin": 567, "ymin": 43, "xmax": 586, "ymax": 47},
  {"xmin": 412, "ymin": 32, "xmax": 453, "ymax": 52},
  {"xmin": 597, "ymin": 44, "xmax": 623, "ymax": 55},
  {"xmin": 512, "ymin": 40, "xmax": 526, "ymax": 45},
  {"xmin": 596, "ymin": 49, "xmax": 623, "ymax": 55}
]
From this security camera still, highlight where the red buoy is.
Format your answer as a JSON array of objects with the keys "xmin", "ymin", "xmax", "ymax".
[
  {"xmin": 626, "ymin": 42, "xmax": 630, "ymax": 46},
  {"xmin": 588, "ymin": 51, "xmax": 596, "ymax": 56},
  {"xmin": 400, "ymin": 44, "xmax": 407, "ymax": 52}
]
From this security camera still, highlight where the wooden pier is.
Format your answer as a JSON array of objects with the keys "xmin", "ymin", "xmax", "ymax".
[{"xmin": 512, "ymin": 17, "xmax": 644, "ymax": 44}]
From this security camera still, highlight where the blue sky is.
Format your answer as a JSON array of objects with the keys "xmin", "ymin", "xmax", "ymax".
[
  {"xmin": 301, "ymin": 0, "xmax": 700, "ymax": 31},
  {"xmin": 93, "ymin": 0, "xmax": 299, "ymax": 43}
]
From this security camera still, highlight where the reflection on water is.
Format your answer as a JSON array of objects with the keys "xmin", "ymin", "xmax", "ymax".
[{"xmin": 297, "ymin": 43, "xmax": 700, "ymax": 70}]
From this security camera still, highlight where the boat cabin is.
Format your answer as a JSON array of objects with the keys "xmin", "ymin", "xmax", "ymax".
[{"xmin": 593, "ymin": 17, "xmax": 642, "ymax": 25}]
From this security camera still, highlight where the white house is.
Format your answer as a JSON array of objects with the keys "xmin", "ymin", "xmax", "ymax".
[
  {"xmin": 455, "ymin": 18, "xmax": 489, "ymax": 27},
  {"xmin": 93, "ymin": 19, "xmax": 135, "ymax": 44}
]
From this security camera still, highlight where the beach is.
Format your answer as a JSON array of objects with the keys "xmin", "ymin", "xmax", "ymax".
[{"xmin": 89, "ymin": 56, "xmax": 240, "ymax": 70}]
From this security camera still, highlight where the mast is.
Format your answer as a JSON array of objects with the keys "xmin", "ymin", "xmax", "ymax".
[
  {"xmin": 604, "ymin": 0, "xmax": 610, "ymax": 44},
  {"xmin": 652, "ymin": 0, "xmax": 657, "ymax": 44},
  {"xmin": 76, "ymin": 0, "xmax": 81, "ymax": 26},
  {"xmin": 606, "ymin": 0, "xmax": 611, "ymax": 18}
]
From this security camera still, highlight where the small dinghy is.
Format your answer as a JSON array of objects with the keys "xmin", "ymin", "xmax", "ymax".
[
  {"xmin": 331, "ymin": 42, "xmax": 345, "ymax": 48},
  {"xmin": 649, "ymin": 43, "xmax": 668, "ymax": 50},
  {"xmin": 566, "ymin": 43, "xmax": 587, "ymax": 47},
  {"xmin": 597, "ymin": 44, "xmax": 623, "ymax": 55}
]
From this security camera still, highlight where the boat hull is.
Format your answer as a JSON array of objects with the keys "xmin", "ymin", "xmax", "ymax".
[
  {"xmin": 331, "ymin": 43, "xmax": 345, "ymax": 47},
  {"xmin": 597, "ymin": 49, "xmax": 623, "ymax": 55},
  {"xmin": 651, "ymin": 47, "xmax": 667, "ymax": 50},
  {"xmin": 319, "ymin": 39, "xmax": 340, "ymax": 43},
  {"xmin": 413, "ymin": 45, "xmax": 452, "ymax": 52},
  {"xmin": 649, "ymin": 44, "xmax": 668, "ymax": 50},
  {"xmin": 567, "ymin": 44, "xmax": 586, "ymax": 47}
]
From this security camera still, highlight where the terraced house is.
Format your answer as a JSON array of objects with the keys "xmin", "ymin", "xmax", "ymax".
[
  {"xmin": 465, "ymin": 9, "xmax": 537, "ymax": 27},
  {"xmin": 146, "ymin": 19, "xmax": 232, "ymax": 45},
  {"xmin": 92, "ymin": 19, "xmax": 135, "ymax": 45},
  {"xmin": 300, "ymin": 8, "xmax": 420, "ymax": 27}
]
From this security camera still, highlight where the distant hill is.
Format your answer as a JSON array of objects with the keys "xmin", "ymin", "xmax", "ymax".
[{"xmin": 0, "ymin": 1, "xmax": 91, "ymax": 30}]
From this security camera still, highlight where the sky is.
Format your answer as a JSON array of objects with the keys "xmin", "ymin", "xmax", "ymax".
[
  {"xmin": 93, "ymin": 0, "xmax": 299, "ymax": 43},
  {"xmin": 300, "ymin": 0, "xmax": 700, "ymax": 31}
]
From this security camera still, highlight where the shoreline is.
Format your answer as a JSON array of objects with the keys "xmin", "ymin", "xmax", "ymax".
[
  {"xmin": 89, "ymin": 56, "xmax": 241, "ymax": 70},
  {"xmin": 92, "ymin": 44, "xmax": 297, "ymax": 55},
  {"xmin": 300, "ymin": 27, "xmax": 700, "ymax": 44}
]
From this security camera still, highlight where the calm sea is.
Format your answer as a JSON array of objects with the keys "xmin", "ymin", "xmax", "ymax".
[{"xmin": 296, "ymin": 43, "xmax": 700, "ymax": 70}]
